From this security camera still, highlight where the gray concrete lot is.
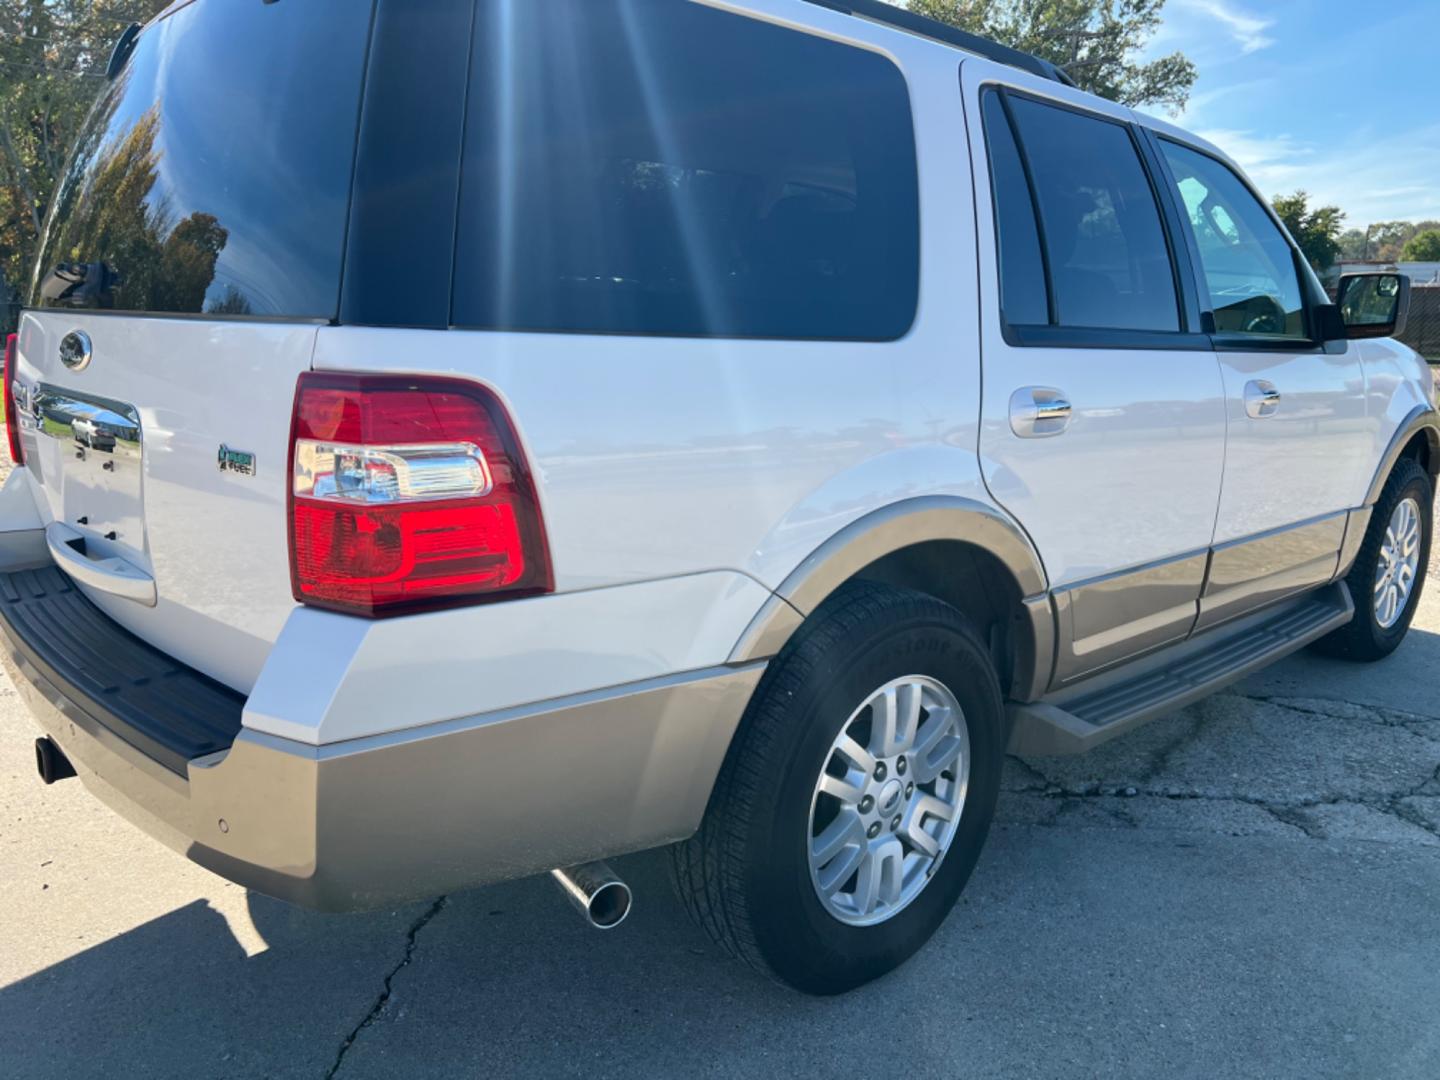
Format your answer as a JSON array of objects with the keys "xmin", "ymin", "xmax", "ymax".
[{"xmin": 3, "ymin": 516, "xmax": 1440, "ymax": 1078}]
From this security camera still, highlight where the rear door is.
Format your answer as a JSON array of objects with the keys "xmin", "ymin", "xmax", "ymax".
[
  {"xmin": 963, "ymin": 70, "xmax": 1226, "ymax": 686},
  {"xmin": 1150, "ymin": 137, "xmax": 1371, "ymax": 629},
  {"xmin": 12, "ymin": 0, "xmax": 376, "ymax": 692}
]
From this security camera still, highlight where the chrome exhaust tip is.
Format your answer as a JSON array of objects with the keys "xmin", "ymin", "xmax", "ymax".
[{"xmin": 549, "ymin": 862, "xmax": 632, "ymax": 929}]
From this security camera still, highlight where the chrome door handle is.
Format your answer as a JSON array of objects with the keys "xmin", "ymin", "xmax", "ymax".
[
  {"xmin": 1009, "ymin": 387, "xmax": 1071, "ymax": 438},
  {"xmin": 1244, "ymin": 379, "xmax": 1281, "ymax": 419}
]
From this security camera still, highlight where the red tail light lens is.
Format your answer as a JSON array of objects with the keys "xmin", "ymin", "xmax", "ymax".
[
  {"xmin": 288, "ymin": 372, "xmax": 552, "ymax": 617},
  {"xmin": 4, "ymin": 333, "xmax": 22, "ymax": 465}
]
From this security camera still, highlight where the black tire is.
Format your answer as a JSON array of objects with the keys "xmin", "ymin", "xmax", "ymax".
[
  {"xmin": 1313, "ymin": 456, "xmax": 1432, "ymax": 661},
  {"xmin": 670, "ymin": 582, "xmax": 1005, "ymax": 994}
]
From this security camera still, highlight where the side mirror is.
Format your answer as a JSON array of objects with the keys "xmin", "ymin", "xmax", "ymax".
[{"xmin": 1335, "ymin": 272, "xmax": 1410, "ymax": 340}]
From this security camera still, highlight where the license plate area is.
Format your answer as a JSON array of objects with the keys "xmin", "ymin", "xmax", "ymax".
[{"xmin": 32, "ymin": 384, "xmax": 146, "ymax": 557}]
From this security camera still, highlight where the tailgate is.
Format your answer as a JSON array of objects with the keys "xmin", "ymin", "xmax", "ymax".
[
  {"xmin": 15, "ymin": 314, "xmax": 318, "ymax": 693},
  {"xmin": 12, "ymin": 0, "xmax": 376, "ymax": 693}
]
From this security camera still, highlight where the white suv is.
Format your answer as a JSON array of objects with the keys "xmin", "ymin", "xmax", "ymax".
[{"xmin": 4, "ymin": 0, "xmax": 1435, "ymax": 994}]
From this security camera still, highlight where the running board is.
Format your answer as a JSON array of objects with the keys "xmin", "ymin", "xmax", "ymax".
[{"xmin": 1007, "ymin": 583, "xmax": 1354, "ymax": 756}]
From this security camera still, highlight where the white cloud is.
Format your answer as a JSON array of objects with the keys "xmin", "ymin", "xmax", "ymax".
[
  {"xmin": 1175, "ymin": 0, "xmax": 1275, "ymax": 54},
  {"xmin": 1169, "ymin": 77, "xmax": 1275, "ymax": 128},
  {"xmin": 1196, "ymin": 125, "xmax": 1440, "ymax": 225}
]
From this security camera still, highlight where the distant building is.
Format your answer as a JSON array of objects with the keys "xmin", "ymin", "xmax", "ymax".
[{"xmin": 1328, "ymin": 260, "xmax": 1440, "ymax": 287}]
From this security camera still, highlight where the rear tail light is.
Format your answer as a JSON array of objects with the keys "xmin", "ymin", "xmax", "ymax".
[
  {"xmin": 4, "ymin": 333, "xmax": 21, "ymax": 465},
  {"xmin": 288, "ymin": 372, "xmax": 552, "ymax": 617}
]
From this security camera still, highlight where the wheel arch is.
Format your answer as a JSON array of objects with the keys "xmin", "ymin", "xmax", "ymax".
[
  {"xmin": 729, "ymin": 497, "xmax": 1055, "ymax": 701},
  {"xmin": 1368, "ymin": 405, "xmax": 1440, "ymax": 507}
]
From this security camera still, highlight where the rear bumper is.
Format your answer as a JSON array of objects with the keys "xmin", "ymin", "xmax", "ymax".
[{"xmin": 1, "ymin": 542, "xmax": 763, "ymax": 911}]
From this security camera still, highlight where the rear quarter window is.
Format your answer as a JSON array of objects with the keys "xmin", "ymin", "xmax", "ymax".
[
  {"xmin": 451, "ymin": 0, "xmax": 920, "ymax": 341},
  {"xmin": 1006, "ymin": 96, "xmax": 1180, "ymax": 334},
  {"xmin": 31, "ymin": 0, "xmax": 375, "ymax": 319}
]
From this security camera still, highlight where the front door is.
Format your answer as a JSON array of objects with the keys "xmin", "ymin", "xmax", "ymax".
[
  {"xmin": 1151, "ymin": 138, "xmax": 1370, "ymax": 629},
  {"xmin": 963, "ymin": 70, "xmax": 1226, "ymax": 686}
]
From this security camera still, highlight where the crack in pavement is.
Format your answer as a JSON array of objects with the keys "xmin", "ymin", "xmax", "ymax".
[
  {"xmin": 1000, "ymin": 686, "xmax": 1440, "ymax": 843},
  {"xmin": 1003, "ymin": 767, "xmax": 1440, "ymax": 841},
  {"xmin": 1224, "ymin": 691, "xmax": 1440, "ymax": 728},
  {"xmin": 325, "ymin": 895, "xmax": 448, "ymax": 1079},
  {"xmin": 1137, "ymin": 709, "xmax": 1210, "ymax": 784},
  {"xmin": 1004, "ymin": 757, "xmax": 1053, "ymax": 792}
]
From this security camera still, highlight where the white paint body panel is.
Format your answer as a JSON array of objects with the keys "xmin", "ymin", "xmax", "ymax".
[
  {"xmin": 243, "ymin": 571, "xmax": 774, "ymax": 744},
  {"xmin": 1355, "ymin": 337, "xmax": 1436, "ymax": 477},
  {"xmin": 960, "ymin": 65, "xmax": 1227, "ymax": 587},
  {"xmin": 308, "ymin": 16, "xmax": 995, "ymax": 603},
  {"xmin": 12, "ymin": 312, "xmax": 315, "ymax": 693},
  {"xmin": 1209, "ymin": 345, "xmax": 1370, "ymax": 543}
]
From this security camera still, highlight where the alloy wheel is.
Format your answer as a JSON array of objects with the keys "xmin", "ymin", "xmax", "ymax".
[
  {"xmin": 807, "ymin": 675, "xmax": 969, "ymax": 927},
  {"xmin": 1375, "ymin": 495, "xmax": 1422, "ymax": 629}
]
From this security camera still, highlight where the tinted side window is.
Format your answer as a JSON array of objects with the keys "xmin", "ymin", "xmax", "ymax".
[
  {"xmin": 452, "ymin": 0, "xmax": 919, "ymax": 340},
  {"xmin": 981, "ymin": 91, "xmax": 1049, "ymax": 327},
  {"xmin": 1006, "ymin": 97, "xmax": 1180, "ymax": 333},
  {"xmin": 32, "ymin": 0, "xmax": 373, "ymax": 318},
  {"xmin": 1158, "ymin": 141, "xmax": 1306, "ymax": 339}
]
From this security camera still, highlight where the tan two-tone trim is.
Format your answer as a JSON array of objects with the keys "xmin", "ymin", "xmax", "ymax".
[
  {"xmin": 1196, "ymin": 510, "xmax": 1347, "ymax": 632},
  {"xmin": 8, "ymin": 634, "xmax": 766, "ymax": 912},
  {"xmin": 1050, "ymin": 550, "xmax": 1208, "ymax": 686},
  {"xmin": 727, "ymin": 496, "xmax": 1052, "ymax": 690}
]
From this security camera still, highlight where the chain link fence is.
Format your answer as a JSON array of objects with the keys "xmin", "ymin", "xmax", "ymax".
[{"xmin": 1402, "ymin": 284, "xmax": 1440, "ymax": 362}]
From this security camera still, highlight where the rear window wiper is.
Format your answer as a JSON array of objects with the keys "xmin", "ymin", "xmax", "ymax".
[
  {"xmin": 39, "ymin": 262, "xmax": 122, "ymax": 309},
  {"xmin": 107, "ymin": 23, "xmax": 142, "ymax": 81}
]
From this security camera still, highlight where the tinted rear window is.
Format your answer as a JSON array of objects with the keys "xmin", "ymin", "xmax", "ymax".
[
  {"xmin": 31, "ymin": 0, "xmax": 374, "ymax": 319},
  {"xmin": 451, "ymin": 0, "xmax": 919, "ymax": 341},
  {"xmin": 1005, "ymin": 96, "xmax": 1180, "ymax": 334}
]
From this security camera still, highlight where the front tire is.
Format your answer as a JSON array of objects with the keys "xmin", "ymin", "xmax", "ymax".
[
  {"xmin": 1314, "ymin": 456, "xmax": 1432, "ymax": 661},
  {"xmin": 670, "ymin": 583, "xmax": 1005, "ymax": 994}
]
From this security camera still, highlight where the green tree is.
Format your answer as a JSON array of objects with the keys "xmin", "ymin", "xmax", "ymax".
[
  {"xmin": 907, "ymin": 0, "xmax": 1197, "ymax": 110},
  {"xmin": 1401, "ymin": 229, "xmax": 1440, "ymax": 262},
  {"xmin": 1271, "ymin": 191, "xmax": 1345, "ymax": 273},
  {"xmin": 39, "ymin": 103, "xmax": 227, "ymax": 311},
  {"xmin": 1370, "ymin": 222, "xmax": 1411, "ymax": 262},
  {"xmin": 0, "ymin": 1, "xmax": 170, "ymax": 291},
  {"xmin": 1365, "ymin": 221, "xmax": 1422, "ymax": 263},
  {"xmin": 1338, "ymin": 227, "xmax": 1369, "ymax": 261}
]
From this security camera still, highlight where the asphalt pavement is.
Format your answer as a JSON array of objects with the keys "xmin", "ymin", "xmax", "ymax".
[{"xmin": 2, "ymin": 506, "xmax": 1439, "ymax": 1078}]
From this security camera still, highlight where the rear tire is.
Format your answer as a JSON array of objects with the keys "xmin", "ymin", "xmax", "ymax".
[
  {"xmin": 670, "ymin": 582, "xmax": 1005, "ymax": 994},
  {"xmin": 1314, "ymin": 456, "xmax": 1432, "ymax": 661}
]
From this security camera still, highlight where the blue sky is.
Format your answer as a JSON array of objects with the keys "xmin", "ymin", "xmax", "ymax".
[{"xmin": 1142, "ymin": 0, "xmax": 1440, "ymax": 225}]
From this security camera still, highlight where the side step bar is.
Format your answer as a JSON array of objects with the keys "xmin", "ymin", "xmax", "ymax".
[{"xmin": 1008, "ymin": 583, "xmax": 1354, "ymax": 756}]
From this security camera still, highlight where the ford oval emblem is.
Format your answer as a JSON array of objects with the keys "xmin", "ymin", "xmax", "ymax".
[{"xmin": 59, "ymin": 330, "xmax": 92, "ymax": 372}]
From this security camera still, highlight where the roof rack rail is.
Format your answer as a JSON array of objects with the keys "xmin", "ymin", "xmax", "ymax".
[{"xmin": 798, "ymin": 0, "xmax": 1078, "ymax": 88}]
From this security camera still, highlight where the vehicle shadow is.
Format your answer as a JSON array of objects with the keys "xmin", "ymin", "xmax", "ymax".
[
  {"xmin": 3, "ymin": 631, "xmax": 1439, "ymax": 1079},
  {"xmin": 1238, "ymin": 618, "xmax": 1440, "ymax": 717},
  {"xmin": 0, "ymin": 892, "xmax": 436, "ymax": 1079}
]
